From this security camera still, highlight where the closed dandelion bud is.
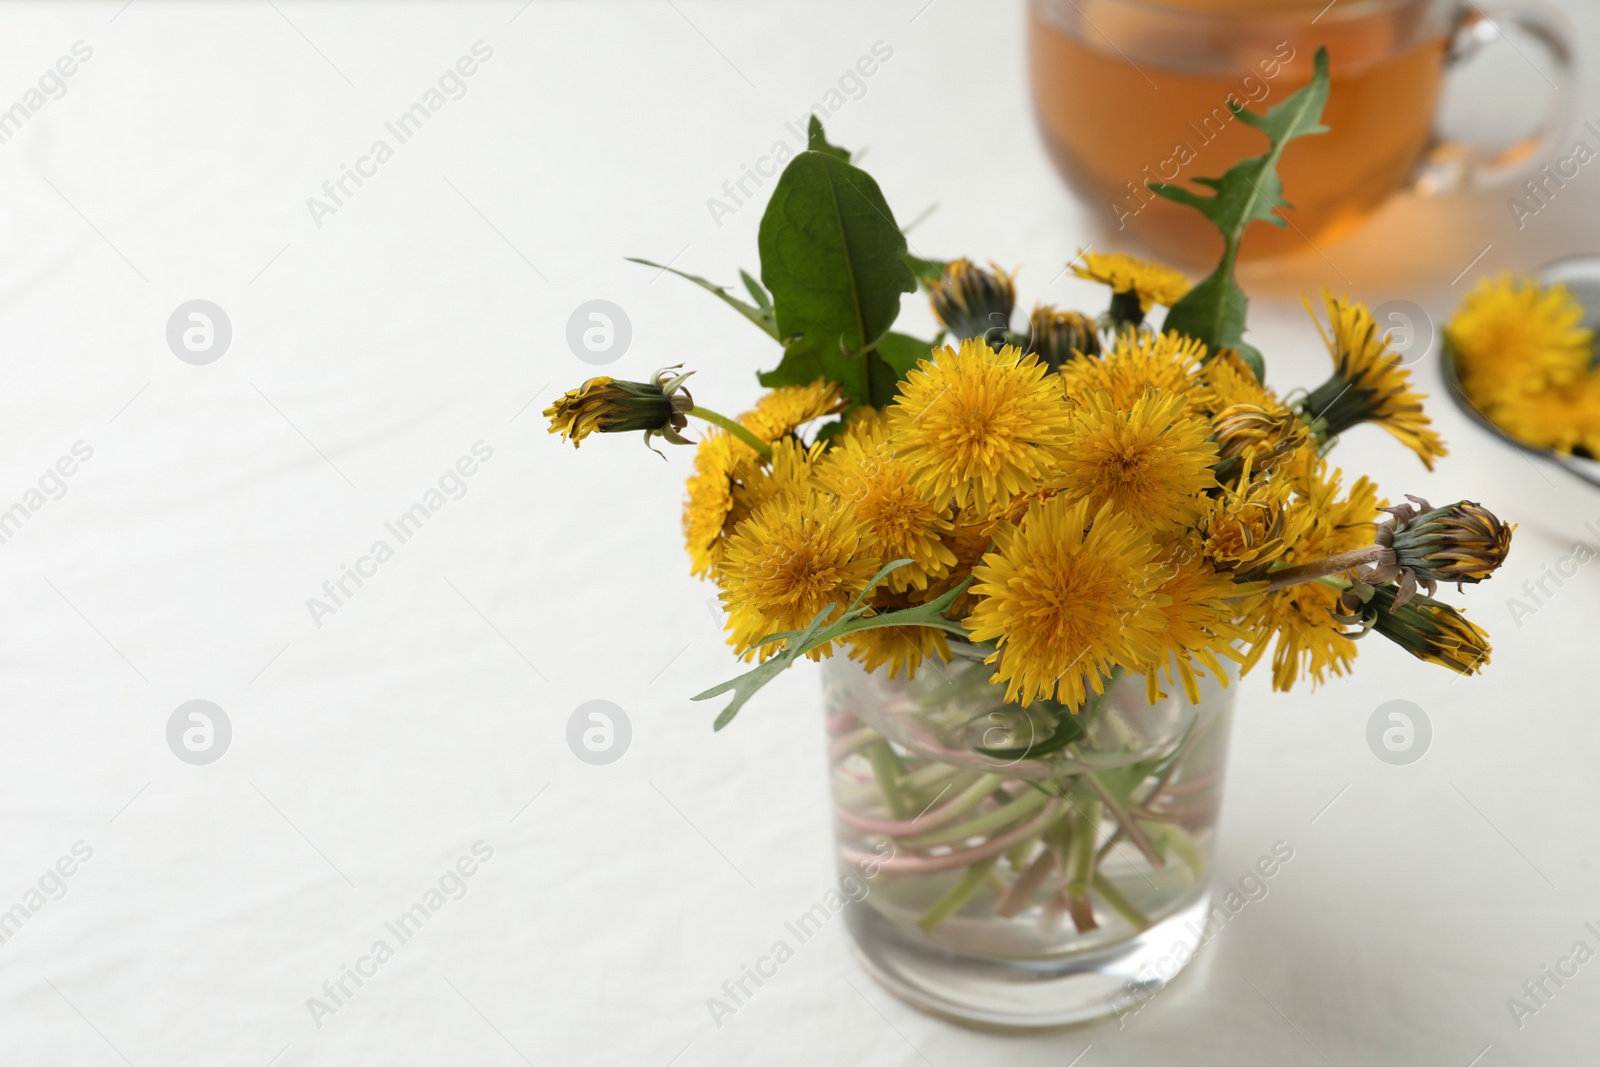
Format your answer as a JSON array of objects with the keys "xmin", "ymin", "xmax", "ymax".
[
  {"xmin": 544, "ymin": 367, "xmax": 695, "ymax": 449},
  {"xmin": 1213, "ymin": 403, "xmax": 1306, "ymax": 464},
  {"xmin": 1337, "ymin": 582, "xmax": 1492, "ymax": 675},
  {"xmin": 1025, "ymin": 304, "xmax": 1100, "ymax": 370},
  {"xmin": 1371, "ymin": 497, "xmax": 1514, "ymax": 605},
  {"xmin": 928, "ymin": 259, "xmax": 1016, "ymax": 340}
]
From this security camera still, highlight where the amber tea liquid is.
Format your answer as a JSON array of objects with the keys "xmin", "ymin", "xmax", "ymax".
[{"xmin": 1029, "ymin": 0, "xmax": 1452, "ymax": 261}]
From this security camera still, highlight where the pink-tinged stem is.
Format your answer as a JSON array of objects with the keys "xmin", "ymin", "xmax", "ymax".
[
  {"xmin": 825, "ymin": 711, "xmax": 861, "ymax": 739},
  {"xmin": 829, "ymin": 727, "xmax": 881, "ymax": 764},
  {"xmin": 832, "ymin": 773, "xmax": 1003, "ymax": 837},
  {"xmin": 1261, "ymin": 546, "xmax": 1384, "ymax": 592},
  {"xmin": 838, "ymin": 799, "xmax": 1065, "ymax": 876},
  {"xmin": 993, "ymin": 846, "xmax": 1056, "ymax": 918},
  {"xmin": 1082, "ymin": 772, "xmax": 1164, "ymax": 871}
]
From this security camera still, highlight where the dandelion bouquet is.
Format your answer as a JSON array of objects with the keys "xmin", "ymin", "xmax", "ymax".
[
  {"xmin": 544, "ymin": 51, "xmax": 1514, "ymax": 1021},
  {"xmin": 548, "ymin": 50, "xmax": 1509, "ymax": 726}
]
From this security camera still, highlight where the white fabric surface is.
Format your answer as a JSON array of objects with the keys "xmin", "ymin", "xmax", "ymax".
[{"xmin": 2, "ymin": 2, "xmax": 1599, "ymax": 1064}]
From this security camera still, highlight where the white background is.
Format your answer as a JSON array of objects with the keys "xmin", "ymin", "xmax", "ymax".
[{"xmin": 1, "ymin": 1, "xmax": 1598, "ymax": 1064}]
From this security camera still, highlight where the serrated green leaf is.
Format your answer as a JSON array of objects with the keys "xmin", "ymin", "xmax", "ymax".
[
  {"xmin": 625, "ymin": 257, "xmax": 778, "ymax": 340},
  {"xmin": 807, "ymin": 115, "xmax": 851, "ymax": 160},
  {"xmin": 1151, "ymin": 47, "xmax": 1331, "ymax": 377},
  {"xmin": 695, "ymin": 566, "xmax": 973, "ymax": 730},
  {"xmin": 757, "ymin": 150, "xmax": 917, "ymax": 408}
]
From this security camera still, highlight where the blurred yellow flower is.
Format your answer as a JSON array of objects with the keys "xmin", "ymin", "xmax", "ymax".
[
  {"xmin": 1449, "ymin": 274, "xmax": 1593, "ymax": 404},
  {"xmin": 1058, "ymin": 330, "xmax": 1207, "ymax": 411},
  {"xmin": 1071, "ymin": 250, "xmax": 1192, "ymax": 313}
]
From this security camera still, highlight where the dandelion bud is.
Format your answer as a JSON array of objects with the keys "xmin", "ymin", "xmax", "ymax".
[
  {"xmin": 1025, "ymin": 304, "xmax": 1100, "ymax": 370},
  {"xmin": 928, "ymin": 259, "xmax": 1016, "ymax": 340},
  {"xmin": 1213, "ymin": 403, "xmax": 1306, "ymax": 465},
  {"xmin": 545, "ymin": 367, "xmax": 695, "ymax": 449},
  {"xmin": 1338, "ymin": 582, "xmax": 1492, "ymax": 675},
  {"xmin": 1366, "ymin": 496, "xmax": 1514, "ymax": 605}
]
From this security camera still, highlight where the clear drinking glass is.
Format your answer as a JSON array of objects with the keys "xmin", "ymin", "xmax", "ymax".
[{"xmin": 824, "ymin": 644, "xmax": 1235, "ymax": 1029}]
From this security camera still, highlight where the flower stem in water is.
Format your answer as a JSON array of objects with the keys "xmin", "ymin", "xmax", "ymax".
[
  {"xmin": 867, "ymin": 742, "xmax": 911, "ymax": 820},
  {"xmin": 917, "ymin": 858, "xmax": 998, "ymax": 933}
]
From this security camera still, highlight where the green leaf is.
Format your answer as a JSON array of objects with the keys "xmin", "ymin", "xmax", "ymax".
[
  {"xmin": 756, "ymin": 150, "xmax": 917, "ymax": 408},
  {"xmin": 740, "ymin": 269, "xmax": 772, "ymax": 309},
  {"xmin": 973, "ymin": 710, "xmax": 1087, "ymax": 761},
  {"xmin": 1151, "ymin": 47, "xmax": 1331, "ymax": 378},
  {"xmin": 694, "ymin": 563, "xmax": 973, "ymax": 730},
  {"xmin": 807, "ymin": 115, "xmax": 851, "ymax": 160},
  {"xmin": 865, "ymin": 332, "xmax": 937, "ymax": 405},
  {"xmin": 902, "ymin": 252, "xmax": 948, "ymax": 289},
  {"xmin": 625, "ymin": 257, "xmax": 778, "ymax": 340}
]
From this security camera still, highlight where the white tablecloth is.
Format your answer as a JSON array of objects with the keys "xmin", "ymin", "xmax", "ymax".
[{"xmin": 3, "ymin": 2, "xmax": 1599, "ymax": 1064}]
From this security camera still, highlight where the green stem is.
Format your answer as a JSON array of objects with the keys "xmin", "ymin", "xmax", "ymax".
[
  {"xmin": 899, "ymin": 788, "xmax": 1047, "ymax": 850},
  {"xmin": 1092, "ymin": 871, "xmax": 1152, "ymax": 931},
  {"xmin": 1144, "ymin": 822, "xmax": 1206, "ymax": 879},
  {"xmin": 917, "ymin": 858, "xmax": 997, "ymax": 932},
  {"xmin": 867, "ymin": 742, "xmax": 911, "ymax": 820},
  {"xmin": 1081, "ymin": 771, "xmax": 1164, "ymax": 870},
  {"xmin": 1064, "ymin": 799, "xmax": 1100, "ymax": 897},
  {"xmin": 689, "ymin": 406, "xmax": 771, "ymax": 460}
]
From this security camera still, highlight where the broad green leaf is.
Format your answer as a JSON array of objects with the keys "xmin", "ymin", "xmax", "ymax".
[
  {"xmin": 807, "ymin": 115, "xmax": 851, "ymax": 161},
  {"xmin": 871, "ymin": 331, "xmax": 936, "ymax": 377},
  {"xmin": 757, "ymin": 150, "xmax": 917, "ymax": 408},
  {"xmin": 1151, "ymin": 47, "xmax": 1331, "ymax": 379},
  {"xmin": 695, "ymin": 564, "xmax": 973, "ymax": 730},
  {"xmin": 625, "ymin": 257, "xmax": 778, "ymax": 340}
]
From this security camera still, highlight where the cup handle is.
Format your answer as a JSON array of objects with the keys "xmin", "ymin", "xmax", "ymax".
[{"xmin": 1409, "ymin": 1, "xmax": 1579, "ymax": 195}]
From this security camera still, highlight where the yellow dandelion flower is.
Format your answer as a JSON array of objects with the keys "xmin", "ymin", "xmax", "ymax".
[
  {"xmin": 683, "ymin": 432, "xmax": 761, "ymax": 578},
  {"xmin": 923, "ymin": 515, "xmax": 997, "ymax": 620},
  {"xmin": 965, "ymin": 496, "xmax": 1170, "ymax": 708},
  {"xmin": 1241, "ymin": 583, "xmax": 1357, "ymax": 691},
  {"xmin": 1302, "ymin": 292, "xmax": 1448, "ymax": 470},
  {"xmin": 738, "ymin": 379, "xmax": 845, "ymax": 442},
  {"xmin": 1072, "ymin": 250, "xmax": 1192, "ymax": 313},
  {"xmin": 1448, "ymin": 273, "xmax": 1593, "ymax": 404},
  {"xmin": 815, "ymin": 411, "xmax": 956, "ymax": 592},
  {"xmin": 886, "ymin": 339, "xmax": 1074, "ymax": 514},
  {"xmin": 1241, "ymin": 467, "xmax": 1383, "ymax": 690},
  {"xmin": 1140, "ymin": 556, "xmax": 1254, "ymax": 705},
  {"xmin": 1201, "ymin": 467, "xmax": 1309, "ymax": 575},
  {"xmin": 1482, "ymin": 376, "xmax": 1600, "ymax": 455},
  {"xmin": 717, "ymin": 489, "xmax": 880, "ymax": 662},
  {"xmin": 1056, "ymin": 389, "xmax": 1219, "ymax": 535},
  {"xmin": 1058, "ymin": 330, "xmax": 1208, "ymax": 411},
  {"xmin": 683, "ymin": 436, "xmax": 820, "ymax": 579}
]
